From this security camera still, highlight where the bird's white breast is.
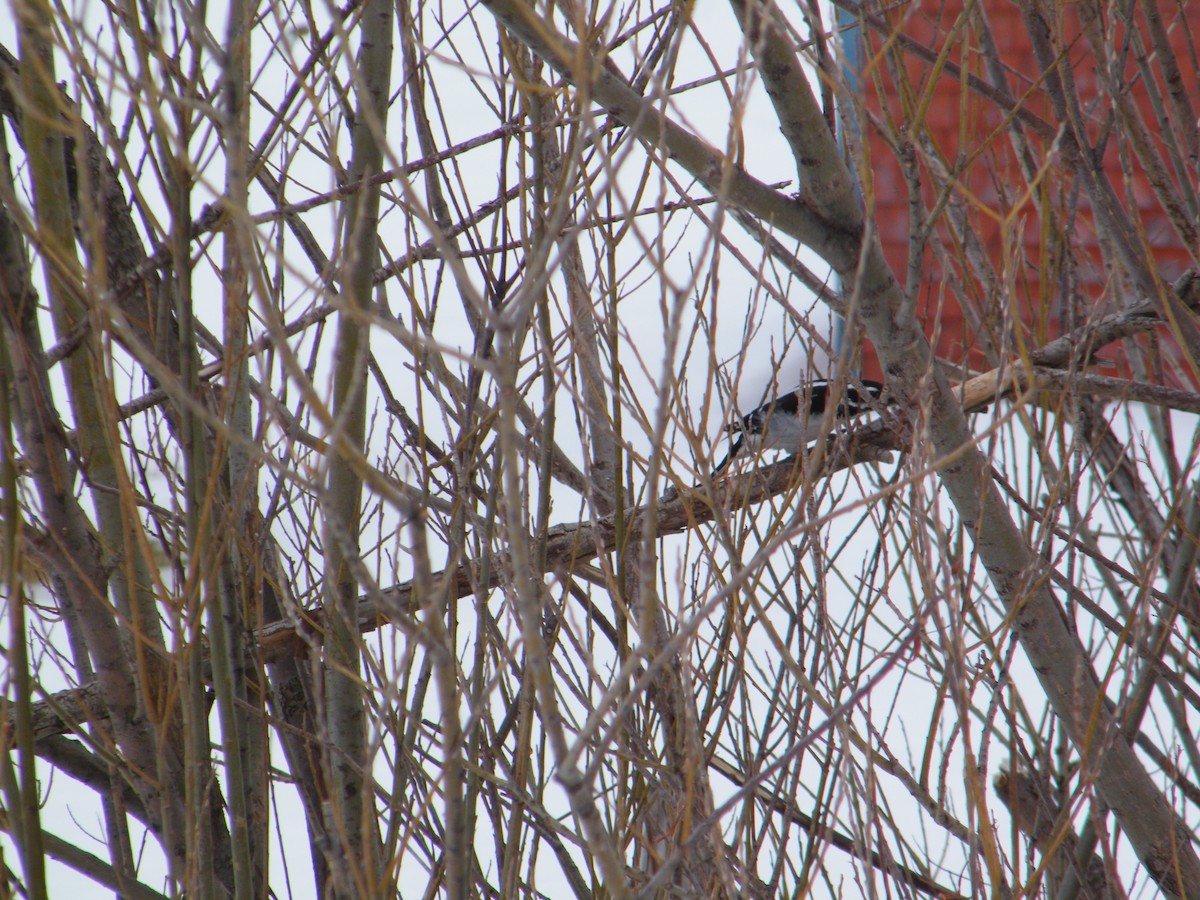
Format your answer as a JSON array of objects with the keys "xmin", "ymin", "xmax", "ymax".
[{"xmin": 752, "ymin": 410, "xmax": 831, "ymax": 453}]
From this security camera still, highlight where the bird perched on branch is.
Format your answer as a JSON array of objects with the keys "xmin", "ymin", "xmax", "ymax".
[{"xmin": 711, "ymin": 379, "xmax": 887, "ymax": 476}]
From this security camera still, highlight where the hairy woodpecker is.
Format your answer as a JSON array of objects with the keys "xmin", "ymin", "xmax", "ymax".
[{"xmin": 712, "ymin": 380, "xmax": 886, "ymax": 476}]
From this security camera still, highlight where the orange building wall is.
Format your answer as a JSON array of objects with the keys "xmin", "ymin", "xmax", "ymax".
[{"xmin": 854, "ymin": 0, "xmax": 1198, "ymax": 387}]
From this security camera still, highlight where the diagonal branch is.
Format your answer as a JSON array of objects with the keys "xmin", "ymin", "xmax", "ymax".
[{"xmin": 479, "ymin": 0, "xmax": 860, "ymax": 265}]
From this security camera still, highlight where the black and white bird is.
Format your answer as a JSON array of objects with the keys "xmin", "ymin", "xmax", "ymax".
[{"xmin": 711, "ymin": 379, "xmax": 886, "ymax": 476}]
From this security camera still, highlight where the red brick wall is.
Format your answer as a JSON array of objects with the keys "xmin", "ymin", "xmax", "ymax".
[{"xmin": 856, "ymin": 0, "xmax": 1198, "ymax": 386}]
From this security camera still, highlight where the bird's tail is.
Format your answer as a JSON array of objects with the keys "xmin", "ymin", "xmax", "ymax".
[{"xmin": 708, "ymin": 434, "xmax": 744, "ymax": 479}]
